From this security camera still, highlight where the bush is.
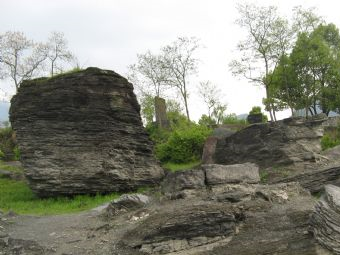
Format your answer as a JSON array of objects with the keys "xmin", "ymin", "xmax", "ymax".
[
  {"xmin": 0, "ymin": 127, "xmax": 17, "ymax": 161},
  {"xmin": 321, "ymin": 133, "xmax": 340, "ymax": 150},
  {"xmin": 155, "ymin": 124, "xmax": 212, "ymax": 163},
  {"xmin": 222, "ymin": 113, "xmax": 247, "ymax": 125}
]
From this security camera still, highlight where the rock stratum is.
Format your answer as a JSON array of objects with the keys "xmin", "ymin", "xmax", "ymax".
[
  {"xmin": 213, "ymin": 116, "xmax": 326, "ymax": 168},
  {"xmin": 9, "ymin": 67, "xmax": 164, "ymax": 197},
  {"xmin": 0, "ymin": 163, "xmax": 333, "ymax": 255}
]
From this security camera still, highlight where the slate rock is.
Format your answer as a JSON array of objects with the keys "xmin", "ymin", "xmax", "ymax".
[
  {"xmin": 310, "ymin": 184, "xmax": 340, "ymax": 254},
  {"xmin": 9, "ymin": 68, "xmax": 164, "ymax": 197},
  {"xmin": 214, "ymin": 116, "xmax": 326, "ymax": 168},
  {"xmin": 203, "ymin": 163, "xmax": 260, "ymax": 185},
  {"xmin": 106, "ymin": 194, "xmax": 150, "ymax": 216},
  {"xmin": 161, "ymin": 169, "xmax": 205, "ymax": 195}
]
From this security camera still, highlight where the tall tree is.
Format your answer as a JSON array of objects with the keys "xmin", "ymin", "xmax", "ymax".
[
  {"xmin": 0, "ymin": 31, "xmax": 48, "ymax": 91},
  {"xmin": 161, "ymin": 37, "xmax": 200, "ymax": 121},
  {"xmin": 271, "ymin": 24, "xmax": 340, "ymax": 117},
  {"xmin": 230, "ymin": 3, "xmax": 290, "ymax": 121},
  {"xmin": 46, "ymin": 31, "xmax": 74, "ymax": 76},
  {"xmin": 128, "ymin": 50, "xmax": 168, "ymax": 98},
  {"xmin": 197, "ymin": 81, "xmax": 221, "ymax": 119}
]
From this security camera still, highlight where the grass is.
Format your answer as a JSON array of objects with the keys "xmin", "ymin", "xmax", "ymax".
[
  {"xmin": 162, "ymin": 160, "xmax": 201, "ymax": 172},
  {"xmin": 0, "ymin": 178, "xmax": 120, "ymax": 215},
  {"xmin": 0, "ymin": 160, "xmax": 23, "ymax": 173},
  {"xmin": 0, "ymin": 160, "xmax": 122, "ymax": 215}
]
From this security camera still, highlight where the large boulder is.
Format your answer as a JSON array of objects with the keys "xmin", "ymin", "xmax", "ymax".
[
  {"xmin": 9, "ymin": 67, "xmax": 164, "ymax": 197},
  {"xmin": 213, "ymin": 116, "xmax": 326, "ymax": 168}
]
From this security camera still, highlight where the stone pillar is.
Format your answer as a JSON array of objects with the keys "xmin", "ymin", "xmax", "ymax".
[{"xmin": 154, "ymin": 96, "xmax": 170, "ymax": 129}]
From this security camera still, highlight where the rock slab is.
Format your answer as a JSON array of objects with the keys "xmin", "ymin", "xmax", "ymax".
[
  {"xmin": 203, "ymin": 163, "xmax": 260, "ymax": 185},
  {"xmin": 214, "ymin": 116, "xmax": 326, "ymax": 168},
  {"xmin": 9, "ymin": 67, "xmax": 164, "ymax": 197},
  {"xmin": 310, "ymin": 184, "xmax": 340, "ymax": 254}
]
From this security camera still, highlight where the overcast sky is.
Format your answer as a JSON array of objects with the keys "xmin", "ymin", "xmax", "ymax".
[{"xmin": 1, "ymin": 0, "xmax": 339, "ymax": 121}]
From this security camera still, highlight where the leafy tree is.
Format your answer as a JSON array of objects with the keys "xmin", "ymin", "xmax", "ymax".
[
  {"xmin": 230, "ymin": 3, "xmax": 291, "ymax": 121},
  {"xmin": 198, "ymin": 114, "xmax": 216, "ymax": 127},
  {"xmin": 272, "ymin": 23, "xmax": 340, "ymax": 116},
  {"xmin": 161, "ymin": 37, "xmax": 201, "ymax": 121}
]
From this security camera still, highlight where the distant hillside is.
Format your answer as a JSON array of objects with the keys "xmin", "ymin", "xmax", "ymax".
[{"xmin": 0, "ymin": 101, "xmax": 10, "ymax": 121}]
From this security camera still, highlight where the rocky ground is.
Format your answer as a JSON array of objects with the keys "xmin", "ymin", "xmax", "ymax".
[{"xmin": 1, "ymin": 163, "xmax": 338, "ymax": 255}]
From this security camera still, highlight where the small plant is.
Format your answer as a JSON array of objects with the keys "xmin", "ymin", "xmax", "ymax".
[{"xmin": 260, "ymin": 171, "xmax": 269, "ymax": 183}]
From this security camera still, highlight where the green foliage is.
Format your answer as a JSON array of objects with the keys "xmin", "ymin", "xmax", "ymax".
[
  {"xmin": 222, "ymin": 113, "xmax": 247, "ymax": 125},
  {"xmin": 13, "ymin": 146, "xmax": 20, "ymax": 160},
  {"xmin": 155, "ymin": 124, "xmax": 212, "ymax": 163},
  {"xmin": 0, "ymin": 127, "xmax": 17, "ymax": 161},
  {"xmin": 198, "ymin": 114, "xmax": 216, "ymax": 127},
  {"xmin": 162, "ymin": 160, "xmax": 201, "ymax": 172},
  {"xmin": 249, "ymin": 106, "xmax": 262, "ymax": 114},
  {"xmin": 0, "ymin": 178, "xmax": 119, "ymax": 215},
  {"xmin": 248, "ymin": 106, "xmax": 268, "ymax": 122},
  {"xmin": 259, "ymin": 171, "xmax": 269, "ymax": 183},
  {"xmin": 269, "ymin": 23, "xmax": 340, "ymax": 116},
  {"xmin": 321, "ymin": 134, "xmax": 340, "ymax": 150}
]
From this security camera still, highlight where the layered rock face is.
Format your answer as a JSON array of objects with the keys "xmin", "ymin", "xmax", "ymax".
[
  {"xmin": 116, "ymin": 164, "xmax": 325, "ymax": 255},
  {"xmin": 214, "ymin": 116, "xmax": 326, "ymax": 168},
  {"xmin": 310, "ymin": 185, "xmax": 340, "ymax": 254},
  {"xmin": 9, "ymin": 67, "xmax": 164, "ymax": 197}
]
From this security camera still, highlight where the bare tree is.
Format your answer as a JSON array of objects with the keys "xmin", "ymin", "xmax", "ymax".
[
  {"xmin": 0, "ymin": 31, "xmax": 48, "ymax": 91},
  {"xmin": 197, "ymin": 81, "xmax": 221, "ymax": 119},
  {"xmin": 47, "ymin": 31, "xmax": 74, "ymax": 76},
  {"xmin": 161, "ymin": 37, "xmax": 200, "ymax": 121},
  {"xmin": 127, "ymin": 51, "xmax": 168, "ymax": 98}
]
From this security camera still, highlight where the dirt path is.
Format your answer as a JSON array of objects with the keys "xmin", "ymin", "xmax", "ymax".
[{"xmin": 0, "ymin": 204, "xmax": 137, "ymax": 255}]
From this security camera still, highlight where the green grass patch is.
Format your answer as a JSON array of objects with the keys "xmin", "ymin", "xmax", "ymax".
[
  {"xmin": 162, "ymin": 160, "xmax": 201, "ymax": 172},
  {"xmin": 0, "ymin": 178, "xmax": 119, "ymax": 215},
  {"xmin": 0, "ymin": 160, "xmax": 23, "ymax": 173}
]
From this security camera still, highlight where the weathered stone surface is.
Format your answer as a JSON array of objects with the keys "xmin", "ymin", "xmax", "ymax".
[
  {"xmin": 273, "ymin": 163, "xmax": 340, "ymax": 194},
  {"xmin": 214, "ymin": 116, "xmax": 326, "ymax": 168},
  {"xmin": 117, "ymin": 182, "xmax": 325, "ymax": 255},
  {"xmin": 201, "ymin": 136, "xmax": 218, "ymax": 164},
  {"xmin": 154, "ymin": 97, "xmax": 170, "ymax": 129},
  {"xmin": 106, "ymin": 194, "xmax": 151, "ymax": 216},
  {"xmin": 161, "ymin": 169, "xmax": 205, "ymax": 196},
  {"xmin": 202, "ymin": 127, "xmax": 236, "ymax": 164},
  {"xmin": 203, "ymin": 163, "xmax": 260, "ymax": 185},
  {"xmin": 9, "ymin": 67, "xmax": 164, "ymax": 197},
  {"xmin": 247, "ymin": 113, "xmax": 263, "ymax": 124},
  {"xmin": 310, "ymin": 185, "xmax": 340, "ymax": 254}
]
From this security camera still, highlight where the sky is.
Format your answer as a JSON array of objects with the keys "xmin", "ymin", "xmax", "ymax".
[{"xmin": 0, "ymin": 0, "xmax": 339, "ymax": 121}]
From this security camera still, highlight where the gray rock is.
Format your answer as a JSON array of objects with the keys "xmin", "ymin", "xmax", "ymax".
[
  {"xmin": 106, "ymin": 194, "xmax": 150, "ymax": 216},
  {"xmin": 214, "ymin": 116, "xmax": 326, "ymax": 168},
  {"xmin": 274, "ymin": 163, "xmax": 340, "ymax": 194},
  {"xmin": 119, "ymin": 183, "xmax": 323, "ymax": 255},
  {"xmin": 161, "ymin": 169, "xmax": 205, "ymax": 195},
  {"xmin": 202, "ymin": 128, "xmax": 236, "ymax": 164},
  {"xmin": 203, "ymin": 163, "xmax": 260, "ymax": 185},
  {"xmin": 9, "ymin": 67, "xmax": 164, "ymax": 197},
  {"xmin": 310, "ymin": 185, "xmax": 340, "ymax": 254}
]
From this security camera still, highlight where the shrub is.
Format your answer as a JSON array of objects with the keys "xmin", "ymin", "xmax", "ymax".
[
  {"xmin": 0, "ymin": 127, "xmax": 17, "ymax": 161},
  {"xmin": 155, "ymin": 124, "xmax": 212, "ymax": 163},
  {"xmin": 321, "ymin": 133, "xmax": 340, "ymax": 150}
]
